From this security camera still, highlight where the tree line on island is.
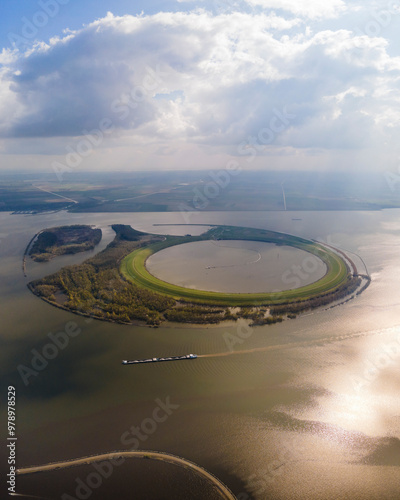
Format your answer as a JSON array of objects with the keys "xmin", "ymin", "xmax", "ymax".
[
  {"xmin": 29, "ymin": 225, "xmax": 102, "ymax": 262},
  {"xmin": 28, "ymin": 224, "xmax": 368, "ymax": 327}
]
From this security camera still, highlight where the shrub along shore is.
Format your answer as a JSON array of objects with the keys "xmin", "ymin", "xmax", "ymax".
[{"xmin": 28, "ymin": 224, "xmax": 368, "ymax": 326}]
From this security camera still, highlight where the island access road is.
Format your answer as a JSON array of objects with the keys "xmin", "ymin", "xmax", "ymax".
[{"xmin": 17, "ymin": 450, "xmax": 237, "ymax": 500}]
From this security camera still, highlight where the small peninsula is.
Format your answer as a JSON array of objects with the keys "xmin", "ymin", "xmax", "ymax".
[{"xmin": 29, "ymin": 224, "xmax": 102, "ymax": 262}]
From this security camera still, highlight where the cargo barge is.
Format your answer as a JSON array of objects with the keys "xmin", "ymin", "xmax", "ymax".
[{"xmin": 122, "ymin": 354, "xmax": 197, "ymax": 365}]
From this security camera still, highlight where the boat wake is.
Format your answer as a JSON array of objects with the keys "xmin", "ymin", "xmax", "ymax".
[{"xmin": 197, "ymin": 329, "xmax": 386, "ymax": 360}]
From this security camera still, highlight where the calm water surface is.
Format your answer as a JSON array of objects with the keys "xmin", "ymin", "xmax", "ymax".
[
  {"xmin": 0, "ymin": 210, "xmax": 399, "ymax": 499},
  {"xmin": 147, "ymin": 240, "xmax": 327, "ymax": 293}
]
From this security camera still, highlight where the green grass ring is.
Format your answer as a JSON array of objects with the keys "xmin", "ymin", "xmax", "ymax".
[{"xmin": 120, "ymin": 227, "xmax": 349, "ymax": 307}]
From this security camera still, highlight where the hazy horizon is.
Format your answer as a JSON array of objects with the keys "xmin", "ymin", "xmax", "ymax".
[{"xmin": 0, "ymin": 1, "xmax": 400, "ymax": 183}]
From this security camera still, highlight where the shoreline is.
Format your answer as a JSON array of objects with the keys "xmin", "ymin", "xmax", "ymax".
[
  {"xmin": 26, "ymin": 275, "xmax": 370, "ymax": 330},
  {"xmin": 26, "ymin": 224, "xmax": 370, "ymax": 328}
]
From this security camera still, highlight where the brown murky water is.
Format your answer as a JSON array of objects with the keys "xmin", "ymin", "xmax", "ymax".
[
  {"xmin": 1, "ymin": 210, "xmax": 399, "ymax": 499},
  {"xmin": 147, "ymin": 239, "xmax": 327, "ymax": 293}
]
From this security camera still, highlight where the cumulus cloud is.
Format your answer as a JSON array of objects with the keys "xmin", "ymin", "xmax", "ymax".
[
  {"xmin": 244, "ymin": 0, "xmax": 346, "ymax": 19},
  {"xmin": 0, "ymin": 5, "xmax": 399, "ymax": 171},
  {"xmin": 0, "ymin": 11, "xmax": 302, "ymax": 140}
]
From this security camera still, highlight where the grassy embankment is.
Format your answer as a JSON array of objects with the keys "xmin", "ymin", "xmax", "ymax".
[
  {"xmin": 29, "ymin": 224, "xmax": 359, "ymax": 326},
  {"xmin": 121, "ymin": 226, "xmax": 349, "ymax": 307}
]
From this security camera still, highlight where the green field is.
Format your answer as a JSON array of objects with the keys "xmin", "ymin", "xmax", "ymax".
[
  {"xmin": 2, "ymin": 170, "xmax": 398, "ymax": 213},
  {"xmin": 121, "ymin": 226, "xmax": 349, "ymax": 306}
]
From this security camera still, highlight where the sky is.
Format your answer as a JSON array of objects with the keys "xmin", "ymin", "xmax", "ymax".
[{"xmin": 0, "ymin": 0, "xmax": 400, "ymax": 175}]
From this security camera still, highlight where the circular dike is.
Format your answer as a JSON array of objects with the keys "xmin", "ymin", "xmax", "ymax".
[{"xmin": 121, "ymin": 225, "xmax": 350, "ymax": 307}]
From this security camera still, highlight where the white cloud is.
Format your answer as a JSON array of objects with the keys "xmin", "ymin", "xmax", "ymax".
[
  {"xmin": 244, "ymin": 0, "xmax": 346, "ymax": 19},
  {"xmin": 0, "ymin": 11, "xmax": 303, "ymax": 140},
  {"xmin": 0, "ymin": 7, "xmax": 399, "ymax": 172}
]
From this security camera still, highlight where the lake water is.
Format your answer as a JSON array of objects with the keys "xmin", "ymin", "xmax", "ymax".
[
  {"xmin": 147, "ymin": 240, "xmax": 327, "ymax": 293},
  {"xmin": 1, "ymin": 209, "xmax": 399, "ymax": 499}
]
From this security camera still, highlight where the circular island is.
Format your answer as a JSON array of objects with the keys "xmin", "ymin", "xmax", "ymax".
[
  {"xmin": 29, "ymin": 223, "xmax": 368, "ymax": 326},
  {"xmin": 121, "ymin": 225, "xmax": 351, "ymax": 307},
  {"xmin": 146, "ymin": 239, "xmax": 328, "ymax": 293}
]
